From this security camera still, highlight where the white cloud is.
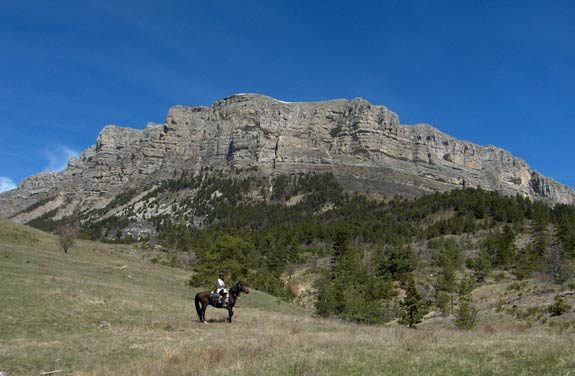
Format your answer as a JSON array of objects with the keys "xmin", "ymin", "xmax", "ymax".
[
  {"xmin": 0, "ymin": 177, "xmax": 17, "ymax": 193},
  {"xmin": 43, "ymin": 146, "xmax": 80, "ymax": 172}
]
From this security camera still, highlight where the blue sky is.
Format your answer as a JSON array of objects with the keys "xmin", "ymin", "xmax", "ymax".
[{"xmin": 1, "ymin": 0, "xmax": 574, "ymax": 192}]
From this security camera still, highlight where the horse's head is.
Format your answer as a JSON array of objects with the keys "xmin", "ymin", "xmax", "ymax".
[{"xmin": 235, "ymin": 281, "xmax": 249, "ymax": 294}]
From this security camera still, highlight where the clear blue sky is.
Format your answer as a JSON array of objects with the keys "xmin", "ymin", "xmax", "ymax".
[{"xmin": 1, "ymin": 0, "xmax": 574, "ymax": 192}]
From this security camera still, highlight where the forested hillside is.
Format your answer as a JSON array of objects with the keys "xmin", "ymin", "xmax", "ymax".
[{"xmin": 26, "ymin": 171, "xmax": 575, "ymax": 324}]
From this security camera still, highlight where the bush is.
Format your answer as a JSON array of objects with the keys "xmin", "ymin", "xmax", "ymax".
[
  {"xmin": 58, "ymin": 222, "xmax": 79, "ymax": 253},
  {"xmin": 549, "ymin": 295, "xmax": 570, "ymax": 316},
  {"xmin": 455, "ymin": 300, "xmax": 478, "ymax": 329}
]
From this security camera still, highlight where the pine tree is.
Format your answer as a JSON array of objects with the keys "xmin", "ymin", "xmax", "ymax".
[
  {"xmin": 482, "ymin": 226, "xmax": 516, "ymax": 269},
  {"xmin": 378, "ymin": 244, "xmax": 417, "ymax": 280},
  {"xmin": 399, "ymin": 276, "xmax": 427, "ymax": 328},
  {"xmin": 455, "ymin": 277, "xmax": 478, "ymax": 329},
  {"xmin": 530, "ymin": 202, "xmax": 550, "ymax": 256},
  {"xmin": 436, "ymin": 290, "xmax": 452, "ymax": 317},
  {"xmin": 467, "ymin": 249, "xmax": 492, "ymax": 282},
  {"xmin": 554, "ymin": 204, "xmax": 575, "ymax": 257}
]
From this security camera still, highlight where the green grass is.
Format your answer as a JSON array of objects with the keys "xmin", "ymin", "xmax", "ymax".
[{"xmin": 1, "ymin": 219, "xmax": 574, "ymax": 375}]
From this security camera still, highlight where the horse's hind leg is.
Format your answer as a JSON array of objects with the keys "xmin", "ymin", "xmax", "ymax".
[{"xmin": 201, "ymin": 304, "xmax": 207, "ymax": 323}]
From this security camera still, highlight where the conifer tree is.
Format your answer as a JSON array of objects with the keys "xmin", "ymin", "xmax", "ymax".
[
  {"xmin": 455, "ymin": 277, "xmax": 478, "ymax": 329},
  {"xmin": 399, "ymin": 276, "xmax": 427, "ymax": 328},
  {"xmin": 436, "ymin": 290, "xmax": 452, "ymax": 317},
  {"xmin": 549, "ymin": 295, "xmax": 570, "ymax": 316}
]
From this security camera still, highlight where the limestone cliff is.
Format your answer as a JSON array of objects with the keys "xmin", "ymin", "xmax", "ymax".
[{"xmin": 1, "ymin": 94, "xmax": 573, "ymax": 223}]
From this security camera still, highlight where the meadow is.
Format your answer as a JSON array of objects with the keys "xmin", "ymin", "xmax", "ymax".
[{"xmin": 1, "ymin": 219, "xmax": 573, "ymax": 375}]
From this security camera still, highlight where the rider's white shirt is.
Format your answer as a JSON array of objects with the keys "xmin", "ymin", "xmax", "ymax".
[{"xmin": 215, "ymin": 278, "xmax": 226, "ymax": 292}]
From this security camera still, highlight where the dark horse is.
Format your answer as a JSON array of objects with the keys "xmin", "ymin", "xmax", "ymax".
[{"xmin": 195, "ymin": 282, "xmax": 249, "ymax": 323}]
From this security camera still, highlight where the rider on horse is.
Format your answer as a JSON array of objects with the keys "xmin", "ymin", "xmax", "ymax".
[
  {"xmin": 195, "ymin": 280, "xmax": 249, "ymax": 323},
  {"xmin": 213, "ymin": 272, "xmax": 228, "ymax": 307}
]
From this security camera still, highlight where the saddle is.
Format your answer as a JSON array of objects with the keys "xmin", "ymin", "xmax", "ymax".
[{"xmin": 211, "ymin": 289, "xmax": 228, "ymax": 307}]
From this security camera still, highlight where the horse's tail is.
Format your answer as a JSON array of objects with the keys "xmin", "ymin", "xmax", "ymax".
[{"xmin": 194, "ymin": 293, "xmax": 203, "ymax": 321}]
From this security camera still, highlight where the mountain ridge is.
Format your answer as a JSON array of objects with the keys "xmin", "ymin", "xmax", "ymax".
[{"xmin": 1, "ymin": 93, "xmax": 574, "ymax": 223}]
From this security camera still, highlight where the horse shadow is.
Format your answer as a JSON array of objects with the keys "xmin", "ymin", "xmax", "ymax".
[{"xmin": 205, "ymin": 317, "xmax": 228, "ymax": 323}]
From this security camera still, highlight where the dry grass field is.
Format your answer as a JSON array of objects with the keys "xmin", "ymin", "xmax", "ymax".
[{"xmin": 1, "ymin": 219, "xmax": 574, "ymax": 375}]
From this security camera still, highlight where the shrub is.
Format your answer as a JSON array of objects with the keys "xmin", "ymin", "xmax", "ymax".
[
  {"xmin": 58, "ymin": 222, "xmax": 79, "ymax": 253},
  {"xmin": 455, "ymin": 300, "xmax": 478, "ymax": 329},
  {"xmin": 549, "ymin": 295, "xmax": 570, "ymax": 316}
]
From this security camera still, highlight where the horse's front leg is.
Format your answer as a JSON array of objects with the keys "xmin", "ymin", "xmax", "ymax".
[{"xmin": 227, "ymin": 307, "xmax": 234, "ymax": 323}]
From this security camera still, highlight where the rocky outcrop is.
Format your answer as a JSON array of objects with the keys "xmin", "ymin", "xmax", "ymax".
[{"xmin": 1, "ymin": 93, "xmax": 573, "ymax": 221}]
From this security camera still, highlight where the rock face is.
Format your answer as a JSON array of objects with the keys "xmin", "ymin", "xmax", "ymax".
[{"xmin": 1, "ymin": 94, "xmax": 574, "ymax": 221}]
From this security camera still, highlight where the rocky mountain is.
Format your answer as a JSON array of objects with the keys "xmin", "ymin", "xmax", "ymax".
[{"xmin": 1, "ymin": 93, "xmax": 574, "ymax": 226}]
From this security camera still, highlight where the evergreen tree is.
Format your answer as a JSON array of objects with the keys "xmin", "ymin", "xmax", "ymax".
[
  {"xmin": 399, "ymin": 276, "xmax": 427, "ymax": 328},
  {"xmin": 549, "ymin": 295, "xmax": 571, "ymax": 316},
  {"xmin": 554, "ymin": 204, "xmax": 575, "ymax": 257},
  {"xmin": 436, "ymin": 265, "xmax": 457, "ymax": 293},
  {"xmin": 430, "ymin": 238, "xmax": 464, "ymax": 270},
  {"xmin": 467, "ymin": 249, "xmax": 492, "ymax": 282},
  {"xmin": 378, "ymin": 244, "xmax": 417, "ymax": 280},
  {"xmin": 482, "ymin": 225, "xmax": 516, "ymax": 269},
  {"xmin": 530, "ymin": 202, "xmax": 551, "ymax": 256},
  {"xmin": 436, "ymin": 290, "xmax": 453, "ymax": 317},
  {"xmin": 514, "ymin": 248, "xmax": 540, "ymax": 280},
  {"xmin": 317, "ymin": 238, "xmax": 393, "ymax": 323},
  {"xmin": 455, "ymin": 277, "xmax": 477, "ymax": 330}
]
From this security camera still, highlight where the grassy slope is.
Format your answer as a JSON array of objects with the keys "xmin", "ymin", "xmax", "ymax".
[{"xmin": 1, "ymin": 219, "xmax": 574, "ymax": 375}]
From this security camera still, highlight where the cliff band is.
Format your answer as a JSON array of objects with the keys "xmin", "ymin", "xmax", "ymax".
[{"xmin": 1, "ymin": 94, "xmax": 573, "ymax": 223}]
